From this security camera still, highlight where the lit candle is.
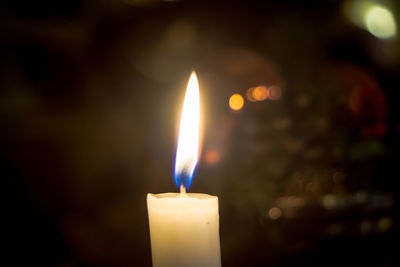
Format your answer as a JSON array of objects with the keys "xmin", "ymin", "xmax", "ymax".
[{"xmin": 147, "ymin": 72, "xmax": 221, "ymax": 267}]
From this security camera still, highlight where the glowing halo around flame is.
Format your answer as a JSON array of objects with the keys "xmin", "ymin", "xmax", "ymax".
[{"xmin": 174, "ymin": 71, "xmax": 200, "ymax": 191}]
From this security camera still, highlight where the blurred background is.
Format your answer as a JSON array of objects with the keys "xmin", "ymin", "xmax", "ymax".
[{"xmin": 1, "ymin": 0, "xmax": 399, "ymax": 266}]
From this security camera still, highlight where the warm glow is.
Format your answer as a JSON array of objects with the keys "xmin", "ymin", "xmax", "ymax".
[
  {"xmin": 364, "ymin": 5, "xmax": 396, "ymax": 39},
  {"xmin": 229, "ymin": 94, "xmax": 244, "ymax": 111},
  {"xmin": 174, "ymin": 71, "xmax": 200, "ymax": 190}
]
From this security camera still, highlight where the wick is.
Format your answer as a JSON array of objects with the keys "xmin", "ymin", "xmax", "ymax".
[{"xmin": 180, "ymin": 185, "xmax": 187, "ymax": 195}]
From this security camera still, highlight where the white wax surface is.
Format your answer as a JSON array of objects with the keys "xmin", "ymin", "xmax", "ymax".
[{"xmin": 147, "ymin": 193, "xmax": 221, "ymax": 267}]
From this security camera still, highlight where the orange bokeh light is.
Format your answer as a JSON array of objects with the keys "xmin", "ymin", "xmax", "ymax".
[
  {"xmin": 246, "ymin": 88, "xmax": 256, "ymax": 102},
  {"xmin": 229, "ymin": 94, "xmax": 244, "ymax": 111},
  {"xmin": 252, "ymin": 86, "xmax": 269, "ymax": 101},
  {"xmin": 205, "ymin": 149, "xmax": 220, "ymax": 165}
]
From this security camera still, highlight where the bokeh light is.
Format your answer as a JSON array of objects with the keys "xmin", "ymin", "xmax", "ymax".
[
  {"xmin": 344, "ymin": 0, "xmax": 397, "ymax": 39},
  {"xmin": 268, "ymin": 207, "xmax": 282, "ymax": 220},
  {"xmin": 344, "ymin": 0, "xmax": 375, "ymax": 28},
  {"xmin": 322, "ymin": 195, "xmax": 337, "ymax": 210},
  {"xmin": 229, "ymin": 94, "xmax": 244, "ymax": 111},
  {"xmin": 267, "ymin": 85, "xmax": 282, "ymax": 100},
  {"xmin": 377, "ymin": 217, "xmax": 393, "ymax": 233},
  {"xmin": 332, "ymin": 171, "xmax": 345, "ymax": 184},
  {"xmin": 364, "ymin": 5, "xmax": 397, "ymax": 39},
  {"xmin": 246, "ymin": 86, "xmax": 269, "ymax": 102},
  {"xmin": 205, "ymin": 149, "xmax": 221, "ymax": 165},
  {"xmin": 246, "ymin": 88, "xmax": 256, "ymax": 102}
]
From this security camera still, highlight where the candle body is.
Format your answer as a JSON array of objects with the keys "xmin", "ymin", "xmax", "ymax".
[{"xmin": 147, "ymin": 193, "xmax": 221, "ymax": 267}]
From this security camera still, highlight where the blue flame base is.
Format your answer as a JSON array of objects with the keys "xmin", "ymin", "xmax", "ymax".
[{"xmin": 174, "ymin": 171, "xmax": 193, "ymax": 190}]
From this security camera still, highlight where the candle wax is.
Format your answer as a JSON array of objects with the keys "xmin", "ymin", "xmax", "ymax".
[{"xmin": 147, "ymin": 192, "xmax": 221, "ymax": 267}]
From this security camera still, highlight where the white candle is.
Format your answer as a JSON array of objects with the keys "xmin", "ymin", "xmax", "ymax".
[
  {"xmin": 147, "ymin": 193, "xmax": 221, "ymax": 267},
  {"xmin": 147, "ymin": 72, "xmax": 221, "ymax": 267}
]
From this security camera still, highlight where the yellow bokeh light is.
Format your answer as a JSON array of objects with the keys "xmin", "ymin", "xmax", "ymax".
[
  {"xmin": 344, "ymin": 0, "xmax": 374, "ymax": 28},
  {"xmin": 364, "ymin": 5, "xmax": 397, "ymax": 39},
  {"xmin": 229, "ymin": 94, "xmax": 244, "ymax": 111}
]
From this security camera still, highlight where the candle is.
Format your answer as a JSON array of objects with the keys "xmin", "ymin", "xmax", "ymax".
[{"xmin": 147, "ymin": 72, "xmax": 221, "ymax": 267}]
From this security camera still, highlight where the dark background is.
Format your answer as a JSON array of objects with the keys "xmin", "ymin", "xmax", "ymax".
[{"xmin": 1, "ymin": 0, "xmax": 399, "ymax": 266}]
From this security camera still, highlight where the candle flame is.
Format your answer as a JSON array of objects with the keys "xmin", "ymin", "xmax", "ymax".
[{"xmin": 174, "ymin": 71, "xmax": 200, "ymax": 191}]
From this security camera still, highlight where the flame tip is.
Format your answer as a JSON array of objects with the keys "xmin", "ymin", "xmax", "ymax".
[{"xmin": 190, "ymin": 71, "xmax": 198, "ymax": 80}]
